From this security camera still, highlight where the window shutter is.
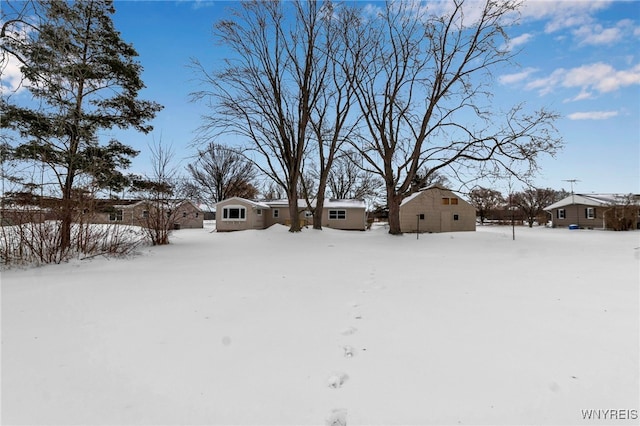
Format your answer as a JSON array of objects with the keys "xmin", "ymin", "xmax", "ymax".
[
  {"xmin": 556, "ymin": 210, "xmax": 559, "ymax": 218},
  {"xmin": 593, "ymin": 208, "xmax": 596, "ymax": 217},
  {"xmin": 585, "ymin": 208, "xmax": 588, "ymax": 218}
]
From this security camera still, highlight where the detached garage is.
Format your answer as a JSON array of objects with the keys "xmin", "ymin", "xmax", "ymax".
[{"xmin": 399, "ymin": 185, "xmax": 476, "ymax": 233}]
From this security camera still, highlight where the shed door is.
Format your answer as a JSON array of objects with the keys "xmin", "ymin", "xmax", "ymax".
[{"xmin": 440, "ymin": 212, "xmax": 451, "ymax": 232}]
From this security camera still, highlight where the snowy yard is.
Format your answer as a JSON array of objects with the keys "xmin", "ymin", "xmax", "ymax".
[{"xmin": 2, "ymin": 224, "xmax": 638, "ymax": 425}]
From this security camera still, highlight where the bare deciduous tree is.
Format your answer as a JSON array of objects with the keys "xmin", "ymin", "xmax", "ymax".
[
  {"xmin": 604, "ymin": 194, "xmax": 639, "ymax": 231},
  {"xmin": 304, "ymin": 3, "xmax": 361, "ymax": 229},
  {"xmin": 346, "ymin": 0, "xmax": 562, "ymax": 234},
  {"xmin": 468, "ymin": 187, "xmax": 505, "ymax": 224},
  {"xmin": 186, "ymin": 142, "xmax": 258, "ymax": 205},
  {"xmin": 191, "ymin": 0, "xmax": 326, "ymax": 232},
  {"xmin": 410, "ymin": 167, "xmax": 450, "ymax": 193},
  {"xmin": 511, "ymin": 187, "xmax": 560, "ymax": 227},
  {"xmin": 327, "ymin": 151, "xmax": 382, "ymax": 201},
  {"xmin": 130, "ymin": 142, "xmax": 179, "ymax": 246}
]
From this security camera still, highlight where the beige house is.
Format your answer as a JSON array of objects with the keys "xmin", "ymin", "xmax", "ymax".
[
  {"xmin": 214, "ymin": 198, "xmax": 271, "ymax": 232},
  {"xmin": 544, "ymin": 193, "xmax": 640, "ymax": 230},
  {"xmin": 215, "ymin": 197, "xmax": 367, "ymax": 231},
  {"xmin": 399, "ymin": 185, "xmax": 476, "ymax": 233},
  {"xmin": 91, "ymin": 199, "xmax": 204, "ymax": 229}
]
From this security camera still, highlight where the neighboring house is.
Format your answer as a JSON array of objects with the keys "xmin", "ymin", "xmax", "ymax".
[
  {"xmin": 544, "ymin": 193, "xmax": 640, "ymax": 230},
  {"xmin": 215, "ymin": 197, "xmax": 367, "ymax": 231},
  {"xmin": 198, "ymin": 203, "xmax": 216, "ymax": 220},
  {"xmin": 0, "ymin": 204, "xmax": 48, "ymax": 226},
  {"xmin": 399, "ymin": 185, "xmax": 476, "ymax": 233},
  {"xmin": 91, "ymin": 199, "xmax": 204, "ymax": 229}
]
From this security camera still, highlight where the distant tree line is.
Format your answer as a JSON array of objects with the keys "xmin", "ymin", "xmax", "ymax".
[{"xmin": 468, "ymin": 186, "xmax": 570, "ymax": 227}]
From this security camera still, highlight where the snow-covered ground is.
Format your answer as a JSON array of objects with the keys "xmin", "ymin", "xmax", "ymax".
[{"xmin": 2, "ymin": 223, "xmax": 639, "ymax": 425}]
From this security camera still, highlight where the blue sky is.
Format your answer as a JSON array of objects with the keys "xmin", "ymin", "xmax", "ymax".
[{"xmin": 4, "ymin": 1, "xmax": 640, "ymax": 195}]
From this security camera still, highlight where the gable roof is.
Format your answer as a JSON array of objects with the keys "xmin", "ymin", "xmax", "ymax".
[
  {"xmin": 400, "ymin": 185, "xmax": 461, "ymax": 207},
  {"xmin": 544, "ymin": 193, "xmax": 640, "ymax": 211},
  {"xmin": 261, "ymin": 198, "xmax": 365, "ymax": 209},
  {"xmin": 216, "ymin": 197, "xmax": 271, "ymax": 209}
]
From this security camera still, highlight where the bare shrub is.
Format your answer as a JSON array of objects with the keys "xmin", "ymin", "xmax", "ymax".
[{"xmin": 1, "ymin": 218, "xmax": 149, "ymax": 269}]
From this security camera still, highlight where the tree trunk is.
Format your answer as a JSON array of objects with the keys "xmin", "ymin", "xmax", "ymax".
[
  {"xmin": 387, "ymin": 190, "xmax": 403, "ymax": 235},
  {"xmin": 312, "ymin": 182, "xmax": 327, "ymax": 230},
  {"xmin": 60, "ymin": 171, "xmax": 75, "ymax": 249},
  {"xmin": 287, "ymin": 188, "xmax": 301, "ymax": 232}
]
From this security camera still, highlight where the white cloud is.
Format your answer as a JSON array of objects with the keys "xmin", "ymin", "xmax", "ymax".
[
  {"xmin": 0, "ymin": 18, "xmax": 35, "ymax": 95},
  {"xmin": 526, "ymin": 62, "xmax": 640, "ymax": 97},
  {"xmin": 568, "ymin": 90, "xmax": 594, "ymax": 102},
  {"xmin": 0, "ymin": 55, "xmax": 28, "ymax": 95},
  {"xmin": 574, "ymin": 25, "xmax": 621, "ymax": 45},
  {"xmin": 520, "ymin": 0, "xmax": 611, "ymax": 33},
  {"xmin": 504, "ymin": 33, "xmax": 533, "ymax": 51},
  {"xmin": 525, "ymin": 68, "xmax": 566, "ymax": 95},
  {"xmin": 567, "ymin": 62, "xmax": 640, "ymax": 93},
  {"xmin": 499, "ymin": 67, "xmax": 538, "ymax": 85},
  {"xmin": 567, "ymin": 111, "xmax": 619, "ymax": 120},
  {"xmin": 573, "ymin": 19, "xmax": 635, "ymax": 46}
]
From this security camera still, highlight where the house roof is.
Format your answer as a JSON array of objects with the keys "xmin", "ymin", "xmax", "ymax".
[
  {"xmin": 217, "ymin": 197, "xmax": 366, "ymax": 210},
  {"xmin": 544, "ymin": 193, "xmax": 640, "ymax": 211},
  {"xmin": 109, "ymin": 199, "xmax": 203, "ymax": 211},
  {"xmin": 264, "ymin": 199, "xmax": 365, "ymax": 209},
  {"xmin": 216, "ymin": 197, "xmax": 271, "ymax": 209},
  {"xmin": 400, "ymin": 185, "xmax": 461, "ymax": 207},
  {"xmin": 323, "ymin": 199, "xmax": 366, "ymax": 209}
]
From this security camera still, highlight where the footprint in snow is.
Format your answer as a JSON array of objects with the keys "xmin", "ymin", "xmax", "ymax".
[
  {"xmin": 342, "ymin": 345, "xmax": 356, "ymax": 358},
  {"xmin": 325, "ymin": 408, "xmax": 347, "ymax": 426},
  {"xmin": 340, "ymin": 326, "xmax": 357, "ymax": 336},
  {"xmin": 327, "ymin": 372, "xmax": 349, "ymax": 389}
]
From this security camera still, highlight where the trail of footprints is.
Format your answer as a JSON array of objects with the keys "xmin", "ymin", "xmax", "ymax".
[{"xmin": 325, "ymin": 270, "xmax": 377, "ymax": 426}]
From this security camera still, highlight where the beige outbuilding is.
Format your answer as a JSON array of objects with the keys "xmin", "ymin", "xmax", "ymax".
[{"xmin": 400, "ymin": 185, "xmax": 476, "ymax": 233}]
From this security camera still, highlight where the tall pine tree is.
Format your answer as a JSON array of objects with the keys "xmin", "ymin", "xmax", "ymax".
[{"xmin": 1, "ymin": 0, "xmax": 162, "ymax": 248}]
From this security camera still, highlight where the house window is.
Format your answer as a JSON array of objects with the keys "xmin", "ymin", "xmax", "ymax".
[
  {"xmin": 109, "ymin": 209, "xmax": 123, "ymax": 221},
  {"xmin": 442, "ymin": 198, "xmax": 450, "ymax": 205},
  {"xmin": 195, "ymin": 212, "xmax": 199, "ymax": 218},
  {"xmin": 183, "ymin": 212, "xmax": 187, "ymax": 218},
  {"xmin": 586, "ymin": 207, "xmax": 595, "ymax": 219},
  {"xmin": 453, "ymin": 214, "xmax": 459, "ymax": 221},
  {"xmin": 142, "ymin": 210, "xmax": 149, "ymax": 219},
  {"xmin": 256, "ymin": 209, "xmax": 262, "ymax": 215},
  {"xmin": 273, "ymin": 209, "xmax": 279, "ymax": 218},
  {"xmin": 557, "ymin": 209, "xmax": 566, "ymax": 219},
  {"xmin": 450, "ymin": 198, "xmax": 458, "ymax": 205},
  {"xmin": 222, "ymin": 206, "xmax": 246, "ymax": 221},
  {"xmin": 419, "ymin": 213, "xmax": 425, "ymax": 220},
  {"xmin": 329, "ymin": 209, "xmax": 346, "ymax": 220},
  {"xmin": 304, "ymin": 210, "xmax": 313, "ymax": 218}
]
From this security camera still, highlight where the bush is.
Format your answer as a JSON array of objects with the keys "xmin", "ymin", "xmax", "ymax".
[{"xmin": 1, "ymin": 220, "xmax": 149, "ymax": 269}]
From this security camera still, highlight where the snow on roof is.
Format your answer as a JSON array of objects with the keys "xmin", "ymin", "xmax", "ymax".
[
  {"xmin": 198, "ymin": 203, "xmax": 216, "ymax": 212},
  {"xmin": 264, "ymin": 199, "xmax": 365, "ymax": 209},
  {"xmin": 400, "ymin": 185, "xmax": 461, "ymax": 207},
  {"xmin": 323, "ymin": 199, "xmax": 365, "ymax": 209},
  {"xmin": 216, "ymin": 197, "xmax": 271, "ymax": 209},
  {"xmin": 400, "ymin": 192, "xmax": 421, "ymax": 207},
  {"xmin": 544, "ymin": 193, "xmax": 640, "ymax": 211}
]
